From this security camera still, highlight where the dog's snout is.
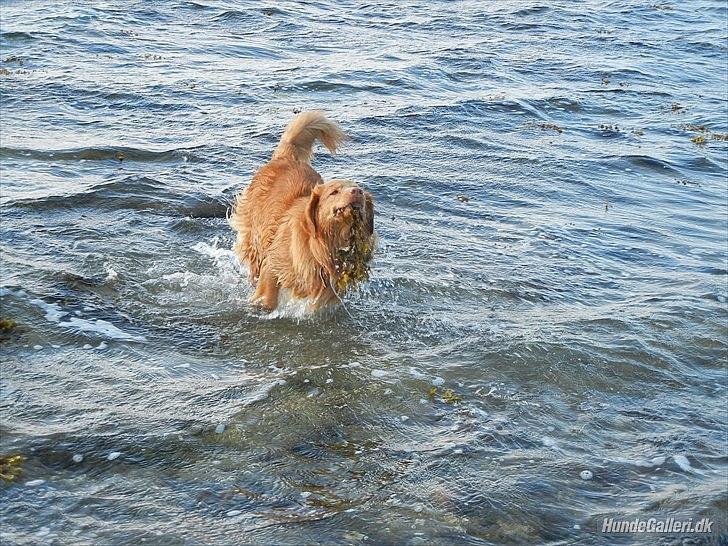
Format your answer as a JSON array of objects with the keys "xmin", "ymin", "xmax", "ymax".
[{"xmin": 349, "ymin": 187, "xmax": 363, "ymax": 196}]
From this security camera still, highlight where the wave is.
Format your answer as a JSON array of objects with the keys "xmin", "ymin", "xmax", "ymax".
[
  {"xmin": 0, "ymin": 31, "xmax": 36, "ymax": 41},
  {"xmin": 0, "ymin": 145, "xmax": 204, "ymax": 163},
  {"xmin": 5, "ymin": 175, "xmax": 230, "ymax": 217},
  {"xmin": 609, "ymin": 154, "xmax": 682, "ymax": 176}
]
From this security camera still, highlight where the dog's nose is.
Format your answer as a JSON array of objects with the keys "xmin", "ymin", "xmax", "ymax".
[{"xmin": 349, "ymin": 187, "xmax": 363, "ymax": 196}]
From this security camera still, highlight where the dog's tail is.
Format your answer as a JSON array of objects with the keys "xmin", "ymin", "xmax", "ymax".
[{"xmin": 271, "ymin": 111, "xmax": 345, "ymax": 164}]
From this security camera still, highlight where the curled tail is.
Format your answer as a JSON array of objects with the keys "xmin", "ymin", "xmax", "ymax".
[{"xmin": 271, "ymin": 111, "xmax": 345, "ymax": 164}]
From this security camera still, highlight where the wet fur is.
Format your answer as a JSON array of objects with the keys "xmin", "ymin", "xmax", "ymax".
[{"xmin": 229, "ymin": 111, "xmax": 374, "ymax": 310}]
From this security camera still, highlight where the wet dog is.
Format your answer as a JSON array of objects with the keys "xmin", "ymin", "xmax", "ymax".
[{"xmin": 230, "ymin": 111, "xmax": 374, "ymax": 311}]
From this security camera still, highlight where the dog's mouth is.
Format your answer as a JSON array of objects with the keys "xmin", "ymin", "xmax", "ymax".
[{"xmin": 333, "ymin": 202, "xmax": 362, "ymax": 216}]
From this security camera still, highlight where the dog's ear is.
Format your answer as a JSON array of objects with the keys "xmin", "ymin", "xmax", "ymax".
[
  {"xmin": 305, "ymin": 187, "xmax": 321, "ymax": 236},
  {"xmin": 364, "ymin": 191, "xmax": 374, "ymax": 236}
]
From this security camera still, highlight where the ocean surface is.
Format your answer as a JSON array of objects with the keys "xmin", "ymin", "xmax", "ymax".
[{"xmin": 1, "ymin": 1, "xmax": 727, "ymax": 545}]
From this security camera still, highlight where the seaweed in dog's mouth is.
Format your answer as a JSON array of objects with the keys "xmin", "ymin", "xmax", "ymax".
[
  {"xmin": 333, "ymin": 208, "xmax": 374, "ymax": 294},
  {"xmin": 333, "ymin": 202, "xmax": 362, "ymax": 216}
]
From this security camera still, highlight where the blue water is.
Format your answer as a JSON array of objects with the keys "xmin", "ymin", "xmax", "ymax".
[{"xmin": 1, "ymin": 1, "xmax": 727, "ymax": 544}]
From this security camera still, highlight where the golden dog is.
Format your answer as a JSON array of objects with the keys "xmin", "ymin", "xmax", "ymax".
[{"xmin": 230, "ymin": 111, "xmax": 374, "ymax": 311}]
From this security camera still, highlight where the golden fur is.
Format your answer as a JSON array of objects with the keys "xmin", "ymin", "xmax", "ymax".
[{"xmin": 230, "ymin": 111, "xmax": 374, "ymax": 310}]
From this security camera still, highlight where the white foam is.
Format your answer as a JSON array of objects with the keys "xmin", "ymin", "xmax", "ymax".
[
  {"xmin": 673, "ymin": 454, "xmax": 692, "ymax": 472},
  {"xmin": 104, "ymin": 265, "xmax": 119, "ymax": 283},
  {"xmin": 25, "ymin": 294, "xmax": 145, "ymax": 342},
  {"xmin": 191, "ymin": 237, "xmax": 238, "ymax": 268},
  {"xmin": 63, "ymin": 317, "xmax": 145, "ymax": 342},
  {"xmin": 408, "ymin": 366, "xmax": 427, "ymax": 379},
  {"xmin": 265, "ymin": 288, "xmax": 317, "ymax": 320},
  {"xmin": 159, "ymin": 271, "xmax": 194, "ymax": 288},
  {"xmin": 29, "ymin": 298, "xmax": 69, "ymax": 322}
]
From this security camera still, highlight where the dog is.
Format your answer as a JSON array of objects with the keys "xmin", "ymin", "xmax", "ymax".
[{"xmin": 230, "ymin": 111, "xmax": 375, "ymax": 311}]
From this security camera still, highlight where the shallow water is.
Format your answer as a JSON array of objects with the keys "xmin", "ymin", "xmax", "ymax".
[{"xmin": 1, "ymin": 1, "xmax": 727, "ymax": 545}]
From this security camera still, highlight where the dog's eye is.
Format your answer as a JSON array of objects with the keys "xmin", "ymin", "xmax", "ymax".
[{"xmin": 330, "ymin": 190, "xmax": 339, "ymax": 196}]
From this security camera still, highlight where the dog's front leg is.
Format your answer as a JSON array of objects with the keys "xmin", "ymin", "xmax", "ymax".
[
  {"xmin": 307, "ymin": 287, "xmax": 337, "ymax": 312},
  {"xmin": 253, "ymin": 267, "xmax": 280, "ymax": 310}
]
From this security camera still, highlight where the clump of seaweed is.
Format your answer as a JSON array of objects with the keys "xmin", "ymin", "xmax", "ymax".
[
  {"xmin": 0, "ymin": 319, "xmax": 16, "ymax": 332},
  {"xmin": 0, "ymin": 318, "xmax": 17, "ymax": 342},
  {"xmin": 675, "ymin": 178, "xmax": 699, "ymax": 187},
  {"xmin": 542, "ymin": 122, "xmax": 563, "ymax": 133},
  {"xmin": 442, "ymin": 389, "xmax": 462, "ymax": 404},
  {"xmin": 428, "ymin": 387, "xmax": 462, "ymax": 404},
  {"xmin": 525, "ymin": 121, "xmax": 564, "ymax": 134},
  {"xmin": 599, "ymin": 123, "xmax": 621, "ymax": 133},
  {"xmin": 682, "ymin": 124, "xmax": 728, "ymax": 145},
  {"xmin": 334, "ymin": 208, "xmax": 374, "ymax": 294},
  {"xmin": 670, "ymin": 102, "xmax": 686, "ymax": 113},
  {"xmin": 0, "ymin": 454, "xmax": 24, "ymax": 482}
]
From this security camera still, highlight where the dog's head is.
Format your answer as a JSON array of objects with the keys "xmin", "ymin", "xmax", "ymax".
[{"xmin": 305, "ymin": 179, "xmax": 373, "ymax": 245}]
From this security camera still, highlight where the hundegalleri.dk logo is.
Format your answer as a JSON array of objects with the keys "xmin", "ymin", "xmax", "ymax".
[{"xmin": 601, "ymin": 517, "xmax": 714, "ymax": 534}]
